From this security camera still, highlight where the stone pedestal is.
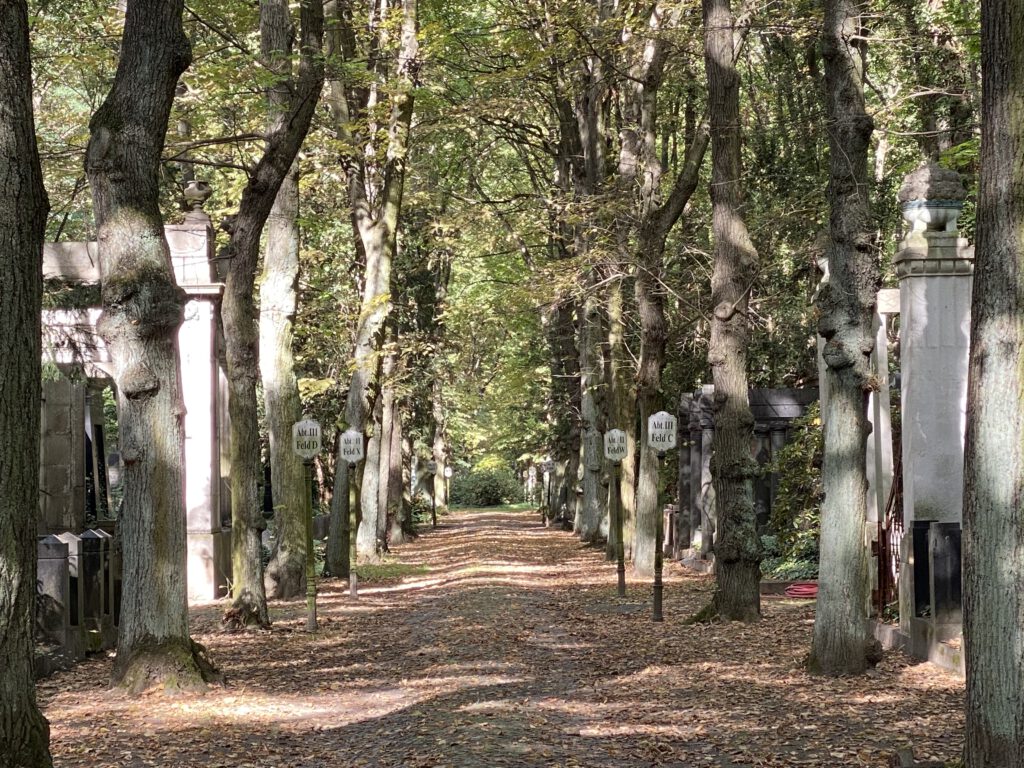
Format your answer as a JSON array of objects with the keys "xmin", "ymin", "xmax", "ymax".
[{"xmin": 897, "ymin": 230, "xmax": 973, "ymax": 527}]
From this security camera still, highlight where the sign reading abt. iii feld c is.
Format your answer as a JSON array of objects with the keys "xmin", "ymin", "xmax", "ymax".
[{"xmin": 647, "ymin": 411, "xmax": 677, "ymax": 452}]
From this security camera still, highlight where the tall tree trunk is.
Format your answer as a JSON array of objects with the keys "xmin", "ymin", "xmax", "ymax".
[
  {"xmin": 387, "ymin": 400, "xmax": 408, "ymax": 544},
  {"xmin": 963, "ymin": 0, "xmax": 1024, "ymax": 763},
  {"xmin": 704, "ymin": 0, "xmax": 761, "ymax": 622},
  {"xmin": 810, "ymin": 0, "xmax": 877, "ymax": 675},
  {"xmin": 84, "ymin": 0, "xmax": 219, "ymax": 693},
  {"xmin": 0, "ymin": 1, "xmax": 52, "ymax": 760},
  {"xmin": 261, "ymin": 162, "xmax": 308, "ymax": 599},
  {"xmin": 431, "ymin": 376, "xmax": 449, "ymax": 512},
  {"xmin": 326, "ymin": 0, "xmax": 418, "ymax": 567},
  {"xmin": 605, "ymin": 274, "xmax": 637, "ymax": 559},
  {"xmin": 220, "ymin": 0, "xmax": 324, "ymax": 628},
  {"xmin": 543, "ymin": 297, "xmax": 581, "ymax": 521},
  {"xmin": 577, "ymin": 281, "xmax": 607, "ymax": 541},
  {"xmin": 358, "ymin": 395, "xmax": 386, "ymax": 560},
  {"xmin": 633, "ymin": 232, "xmax": 668, "ymax": 576}
]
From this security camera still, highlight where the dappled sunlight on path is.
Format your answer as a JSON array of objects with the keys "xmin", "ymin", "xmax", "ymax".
[{"xmin": 40, "ymin": 507, "xmax": 963, "ymax": 767}]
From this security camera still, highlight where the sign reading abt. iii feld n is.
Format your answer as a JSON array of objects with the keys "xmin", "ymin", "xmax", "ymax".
[{"xmin": 647, "ymin": 411, "xmax": 677, "ymax": 451}]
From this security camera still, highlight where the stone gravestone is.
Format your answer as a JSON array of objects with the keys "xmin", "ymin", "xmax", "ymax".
[
  {"xmin": 79, "ymin": 529, "xmax": 106, "ymax": 651},
  {"xmin": 93, "ymin": 527, "xmax": 117, "ymax": 646},
  {"xmin": 53, "ymin": 531, "xmax": 86, "ymax": 663},
  {"xmin": 36, "ymin": 535, "xmax": 71, "ymax": 648}
]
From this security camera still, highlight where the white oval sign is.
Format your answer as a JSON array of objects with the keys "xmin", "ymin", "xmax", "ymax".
[
  {"xmin": 604, "ymin": 429, "xmax": 628, "ymax": 463},
  {"xmin": 647, "ymin": 411, "xmax": 677, "ymax": 452},
  {"xmin": 340, "ymin": 428, "xmax": 364, "ymax": 464},
  {"xmin": 426, "ymin": 460, "xmax": 438, "ymax": 474},
  {"xmin": 292, "ymin": 419, "xmax": 322, "ymax": 459}
]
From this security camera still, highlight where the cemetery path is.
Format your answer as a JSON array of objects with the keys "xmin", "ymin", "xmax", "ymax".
[{"xmin": 40, "ymin": 507, "xmax": 963, "ymax": 768}]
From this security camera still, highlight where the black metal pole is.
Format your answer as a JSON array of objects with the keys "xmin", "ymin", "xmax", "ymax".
[
  {"xmin": 614, "ymin": 462, "xmax": 626, "ymax": 597},
  {"xmin": 653, "ymin": 450, "xmax": 665, "ymax": 622},
  {"xmin": 305, "ymin": 458, "xmax": 317, "ymax": 631},
  {"xmin": 431, "ymin": 474, "xmax": 437, "ymax": 528}
]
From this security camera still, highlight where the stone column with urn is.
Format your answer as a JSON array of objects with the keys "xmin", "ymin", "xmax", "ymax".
[{"xmin": 895, "ymin": 162, "xmax": 972, "ymax": 662}]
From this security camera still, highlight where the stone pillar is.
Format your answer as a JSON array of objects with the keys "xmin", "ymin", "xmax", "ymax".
[
  {"xmin": 688, "ymin": 395, "xmax": 703, "ymax": 547},
  {"xmin": 167, "ymin": 190, "xmax": 232, "ymax": 602},
  {"xmin": 38, "ymin": 378, "xmax": 87, "ymax": 535},
  {"xmin": 36, "ymin": 535, "xmax": 71, "ymax": 648},
  {"xmin": 55, "ymin": 531, "xmax": 85, "ymax": 659},
  {"xmin": 698, "ymin": 385, "xmax": 715, "ymax": 557},
  {"xmin": 752, "ymin": 425, "xmax": 772, "ymax": 531},
  {"xmin": 677, "ymin": 393, "xmax": 693, "ymax": 549},
  {"xmin": 896, "ymin": 164, "xmax": 972, "ymax": 529},
  {"xmin": 895, "ymin": 162, "xmax": 971, "ymax": 646}
]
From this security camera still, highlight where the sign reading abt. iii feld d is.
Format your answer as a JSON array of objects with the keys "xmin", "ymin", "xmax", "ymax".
[{"xmin": 292, "ymin": 419, "xmax": 322, "ymax": 460}]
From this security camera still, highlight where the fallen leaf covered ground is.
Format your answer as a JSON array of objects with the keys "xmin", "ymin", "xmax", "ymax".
[{"xmin": 39, "ymin": 507, "xmax": 964, "ymax": 767}]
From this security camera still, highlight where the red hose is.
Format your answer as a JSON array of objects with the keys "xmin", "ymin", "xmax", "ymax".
[{"xmin": 784, "ymin": 582, "xmax": 818, "ymax": 598}]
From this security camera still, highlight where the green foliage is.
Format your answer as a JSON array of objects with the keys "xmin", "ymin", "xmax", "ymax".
[
  {"xmin": 409, "ymin": 495, "xmax": 435, "ymax": 525},
  {"xmin": 760, "ymin": 534, "xmax": 819, "ymax": 581},
  {"xmin": 450, "ymin": 467, "xmax": 523, "ymax": 507},
  {"xmin": 765, "ymin": 403, "xmax": 823, "ymax": 577}
]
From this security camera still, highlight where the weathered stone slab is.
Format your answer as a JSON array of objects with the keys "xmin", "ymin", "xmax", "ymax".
[{"xmin": 36, "ymin": 535, "xmax": 70, "ymax": 646}]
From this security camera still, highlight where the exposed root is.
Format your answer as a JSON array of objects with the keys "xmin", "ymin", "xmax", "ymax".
[{"xmin": 112, "ymin": 638, "xmax": 224, "ymax": 696}]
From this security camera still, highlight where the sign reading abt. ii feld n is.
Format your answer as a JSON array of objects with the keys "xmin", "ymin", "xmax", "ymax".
[
  {"xmin": 292, "ymin": 419, "xmax": 322, "ymax": 460},
  {"xmin": 647, "ymin": 411, "xmax": 677, "ymax": 452}
]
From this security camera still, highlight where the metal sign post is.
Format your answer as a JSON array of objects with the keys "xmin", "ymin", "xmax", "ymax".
[
  {"xmin": 292, "ymin": 419, "xmax": 322, "ymax": 631},
  {"xmin": 339, "ymin": 429, "xmax": 364, "ymax": 595},
  {"xmin": 647, "ymin": 411, "xmax": 678, "ymax": 622},
  {"xmin": 541, "ymin": 459, "xmax": 554, "ymax": 520},
  {"xmin": 444, "ymin": 465, "xmax": 453, "ymax": 508},
  {"xmin": 604, "ymin": 430, "xmax": 628, "ymax": 597},
  {"xmin": 426, "ymin": 460, "xmax": 438, "ymax": 527}
]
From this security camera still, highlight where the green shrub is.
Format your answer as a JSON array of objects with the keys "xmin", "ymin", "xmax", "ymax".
[
  {"xmin": 763, "ymin": 403, "xmax": 823, "ymax": 579},
  {"xmin": 450, "ymin": 468, "xmax": 523, "ymax": 507}
]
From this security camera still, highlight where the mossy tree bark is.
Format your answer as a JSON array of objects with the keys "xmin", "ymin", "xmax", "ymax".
[
  {"xmin": 963, "ymin": 0, "xmax": 1024, "ymax": 763},
  {"xmin": 0, "ymin": 1, "xmax": 52, "ymax": 762},
  {"xmin": 810, "ymin": 0, "xmax": 877, "ymax": 675},
  {"xmin": 325, "ymin": 0, "xmax": 418, "ymax": 567},
  {"xmin": 605, "ymin": 276, "xmax": 637, "ymax": 559},
  {"xmin": 220, "ymin": 0, "xmax": 324, "ymax": 628},
  {"xmin": 261, "ymin": 161, "xmax": 308, "ymax": 599},
  {"xmin": 703, "ymin": 0, "xmax": 761, "ymax": 622},
  {"xmin": 84, "ymin": 0, "xmax": 215, "ymax": 693}
]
